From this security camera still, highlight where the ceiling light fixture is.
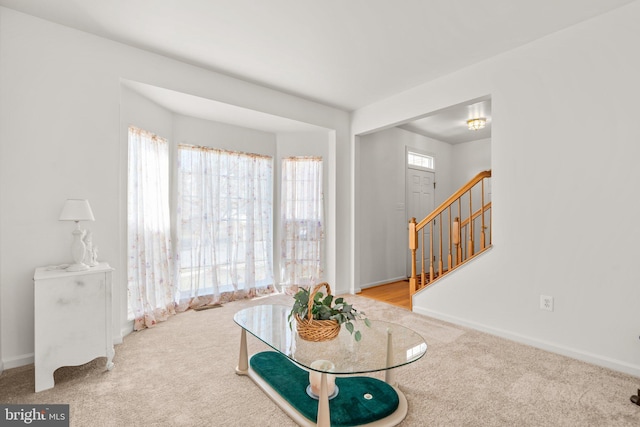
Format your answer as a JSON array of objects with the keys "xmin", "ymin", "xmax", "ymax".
[{"xmin": 467, "ymin": 118, "xmax": 486, "ymax": 131}]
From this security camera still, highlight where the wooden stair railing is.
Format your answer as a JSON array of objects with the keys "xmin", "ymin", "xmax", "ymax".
[{"xmin": 409, "ymin": 170, "xmax": 492, "ymax": 308}]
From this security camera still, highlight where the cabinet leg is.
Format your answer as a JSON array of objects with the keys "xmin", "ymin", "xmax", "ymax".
[
  {"xmin": 236, "ymin": 328, "xmax": 248, "ymax": 375},
  {"xmin": 106, "ymin": 346, "xmax": 115, "ymax": 371},
  {"xmin": 35, "ymin": 368, "xmax": 55, "ymax": 393}
]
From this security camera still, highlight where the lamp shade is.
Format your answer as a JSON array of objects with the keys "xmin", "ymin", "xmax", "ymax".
[{"xmin": 59, "ymin": 199, "xmax": 95, "ymax": 221}]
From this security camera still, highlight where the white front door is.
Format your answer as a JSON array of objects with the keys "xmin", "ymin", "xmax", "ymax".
[{"xmin": 406, "ymin": 168, "xmax": 435, "ymax": 277}]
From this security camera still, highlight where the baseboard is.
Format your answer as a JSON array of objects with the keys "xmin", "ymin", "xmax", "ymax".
[
  {"xmin": 120, "ymin": 319, "xmax": 134, "ymax": 342},
  {"xmin": 413, "ymin": 307, "xmax": 640, "ymax": 378},
  {"xmin": 1, "ymin": 353, "xmax": 34, "ymax": 370},
  {"xmin": 2, "ymin": 324, "xmax": 131, "ymax": 371}
]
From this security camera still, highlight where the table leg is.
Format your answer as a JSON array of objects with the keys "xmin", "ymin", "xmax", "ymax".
[
  {"xmin": 385, "ymin": 328, "xmax": 397, "ymax": 386},
  {"xmin": 316, "ymin": 372, "xmax": 331, "ymax": 427},
  {"xmin": 236, "ymin": 328, "xmax": 248, "ymax": 375}
]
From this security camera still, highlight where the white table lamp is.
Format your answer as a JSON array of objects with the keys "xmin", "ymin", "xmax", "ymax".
[{"xmin": 59, "ymin": 199, "xmax": 95, "ymax": 271}]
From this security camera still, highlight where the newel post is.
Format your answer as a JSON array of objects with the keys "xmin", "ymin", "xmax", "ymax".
[{"xmin": 409, "ymin": 218, "xmax": 418, "ymax": 305}]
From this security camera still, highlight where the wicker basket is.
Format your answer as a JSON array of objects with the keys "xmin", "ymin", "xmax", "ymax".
[{"xmin": 294, "ymin": 282, "xmax": 341, "ymax": 342}]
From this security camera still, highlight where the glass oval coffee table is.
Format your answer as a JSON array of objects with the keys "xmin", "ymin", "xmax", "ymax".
[{"xmin": 234, "ymin": 304, "xmax": 427, "ymax": 427}]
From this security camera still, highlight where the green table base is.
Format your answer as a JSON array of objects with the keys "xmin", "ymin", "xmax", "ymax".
[{"xmin": 250, "ymin": 351, "xmax": 400, "ymax": 427}]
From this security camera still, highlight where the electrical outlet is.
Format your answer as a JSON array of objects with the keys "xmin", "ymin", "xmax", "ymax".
[{"xmin": 540, "ymin": 295, "xmax": 554, "ymax": 312}]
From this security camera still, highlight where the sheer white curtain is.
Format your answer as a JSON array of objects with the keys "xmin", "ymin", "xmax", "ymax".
[
  {"xmin": 280, "ymin": 156, "xmax": 324, "ymax": 286},
  {"xmin": 127, "ymin": 126, "xmax": 176, "ymax": 331},
  {"xmin": 176, "ymin": 145, "xmax": 274, "ymax": 308}
]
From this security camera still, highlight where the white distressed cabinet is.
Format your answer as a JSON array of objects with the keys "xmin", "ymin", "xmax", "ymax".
[{"xmin": 33, "ymin": 262, "xmax": 115, "ymax": 392}]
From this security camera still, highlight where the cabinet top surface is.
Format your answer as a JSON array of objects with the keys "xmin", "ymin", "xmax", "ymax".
[{"xmin": 34, "ymin": 262, "xmax": 113, "ymax": 280}]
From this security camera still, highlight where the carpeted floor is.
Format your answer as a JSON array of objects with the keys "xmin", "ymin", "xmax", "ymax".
[{"xmin": 1, "ymin": 293, "xmax": 639, "ymax": 426}]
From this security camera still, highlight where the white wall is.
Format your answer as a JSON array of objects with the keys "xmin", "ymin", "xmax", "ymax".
[
  {"xmin": 451, "ymin": 138, "xmax": 492, "ymax": 189},
  {"xmin": 352, "ymin": 2, "xmax": 640, "ymax": 376},
  {"xmin": 0, "ymin": 7, "xmax": 350, "ymax": 370},
  {"xmin": 356, "ymin": 127, "xmax": 453, "ymax": 289},
  {"xmin": 121, "ymin": 87, "xmax": 175, "ymax": 142},
  {"xmin": 173, "ymin": 114, "xmax": 277, "ymax": 155}
]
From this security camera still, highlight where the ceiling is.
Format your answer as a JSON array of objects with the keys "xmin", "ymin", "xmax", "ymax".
[
  {"xmin": 400, "ymin": 97, "xmax": 492, "ymax": 144},
  {"xmin": 121, "ymin": 80, "xmax": 329, "ymax": 134},
  {"xmin": 1, "ymin": 0, "xmax": 634, "ymax": 139}
]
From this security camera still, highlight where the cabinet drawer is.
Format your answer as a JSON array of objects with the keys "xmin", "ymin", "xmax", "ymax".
[{"xmin": 35, "ymin": 273, "xmax": 108, "ymax": 347}]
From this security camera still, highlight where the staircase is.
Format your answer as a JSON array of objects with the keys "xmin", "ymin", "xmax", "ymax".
[{"xmin": 408, "ymin": 170, "xmax": 492, "ymax": 308}]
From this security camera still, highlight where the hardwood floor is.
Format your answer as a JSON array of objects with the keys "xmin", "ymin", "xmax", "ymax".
[{"xmin": 357, "ymin": 279, "xmax": 411, "ymax": 310}]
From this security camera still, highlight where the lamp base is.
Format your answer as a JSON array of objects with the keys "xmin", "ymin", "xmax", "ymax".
[{"xmin": 66, "ymin": 262, "xmax": 90, "ymax": 272}]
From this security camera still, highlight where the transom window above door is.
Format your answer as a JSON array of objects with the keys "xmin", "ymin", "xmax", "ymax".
[{"xmin": 407, "ymin": 151, "xmax": 434, "ymax": 170}]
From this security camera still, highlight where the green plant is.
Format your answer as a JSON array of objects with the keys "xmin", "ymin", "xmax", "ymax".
[{"xmin": 288, "ymin": 286, "xmax": 371, "ymax": 341}]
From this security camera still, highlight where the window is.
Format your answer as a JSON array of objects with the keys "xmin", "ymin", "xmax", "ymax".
[
  {"xmin": 177, "ymin": 145, "xmax": 273, "ymax": 302},
  {"xmin": 280, "ymin": 157, "xmax": 324, "ymax": 285},
  {"xmin": 407, "ymin": 151, "xmax": 434, "ymax": 170}
]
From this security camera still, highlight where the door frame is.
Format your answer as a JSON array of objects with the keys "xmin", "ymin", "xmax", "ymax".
[{"xmin": 405, "ymin": 147, "xmax": 436, "ymax": 278}]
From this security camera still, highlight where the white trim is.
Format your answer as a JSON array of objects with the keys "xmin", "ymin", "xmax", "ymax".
[
  {"xmin": 119, "ymin": 319, "xmax": 134, "ymax": 342},
  {"xmin": 412, "ymin": 307, "xmax": 640, "ymax": 378},
  {"xmin": 351, "ymin": 135, "xmax": 360, "ymax": 295},
  {"xmin": 0, "ymin": 323, "xmax": 130, "ymax": 372},
  {"xmin": 2, "ymin": 353, "xmax": 34, "ymax": 370}
]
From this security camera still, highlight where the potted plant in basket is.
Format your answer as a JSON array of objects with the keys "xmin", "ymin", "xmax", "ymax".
[{"xmin": 288, "ymin": 282, "xmax": 371, "ymax": 342}]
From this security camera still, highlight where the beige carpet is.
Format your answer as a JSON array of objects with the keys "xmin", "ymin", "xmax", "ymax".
[{"xmin": 1, "ymin": 293, "xmax": 639, "ymax": 426}]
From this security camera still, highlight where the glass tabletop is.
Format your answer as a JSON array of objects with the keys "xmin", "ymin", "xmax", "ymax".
[{"xmin": 234, "ymin": 304, "xmax": 427, "ymax": 374}]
